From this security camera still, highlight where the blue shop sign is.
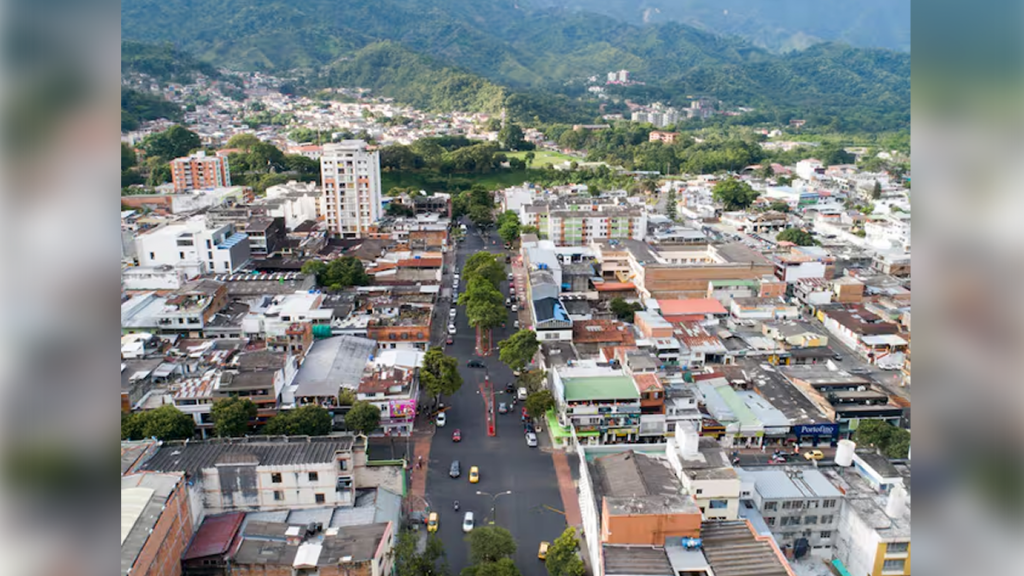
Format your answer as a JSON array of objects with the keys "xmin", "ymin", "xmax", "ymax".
[{"xmin": 793, "ymin": 423, "xmax": 838, "ymax": 437}]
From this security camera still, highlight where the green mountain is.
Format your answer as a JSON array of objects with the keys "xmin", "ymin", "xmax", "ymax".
[
  {"xmin": 121, "ymin": 0, "xmax": 909, "ymax": 129},
  {"xmin": 122, "ymin": 40, "xmax": 222, "ymax": 83},
  {"xmin": 121, "ymin": 87, "xmax": 182, "ymax": 132},
  {"xmin": 528, "ymin": 0, "xmax": 911, "ymax": 53}
]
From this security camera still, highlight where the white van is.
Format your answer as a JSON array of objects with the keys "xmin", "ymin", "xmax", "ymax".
[{"xmin": 517, "ymin": 387, "xmax": 528, "ymax": 401}]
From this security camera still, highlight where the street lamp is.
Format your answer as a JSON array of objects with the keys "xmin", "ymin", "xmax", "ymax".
[{"xmin": 476, "ymin": 490, "xmax": 513, "ymax": 525}]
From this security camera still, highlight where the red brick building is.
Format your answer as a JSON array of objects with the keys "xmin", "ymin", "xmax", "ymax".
[{"xmin": 171, "ymin": 151, "xmax": 231, "ymax": 192}]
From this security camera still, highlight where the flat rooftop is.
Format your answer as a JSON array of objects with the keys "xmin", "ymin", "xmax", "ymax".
[
  {"xmin": 603, "ymin": 545, "xmax": 674, "ymax": 576},
  {"xmin": 293, "ymin": 335, "xmax": 377, "ymax": 398},
  {"xmin": 562, "ymin": 375, "xmax": 639, "ymax": 402},
  {"xmin": 738, "ymin": 468, "xmax": 843, "ymax": 500},
  {"xmin": 138, "ymin": 436, "xmax": 356, "ymax": 477},
  {"xmin": 701, "ymin": 520, "xmax": 793, "ymax": 576}
]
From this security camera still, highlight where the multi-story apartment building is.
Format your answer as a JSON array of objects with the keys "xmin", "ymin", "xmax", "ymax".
[
  {"xmin": 170, "ymin": 150, "xmax": 230, "ymax": 192},
  {"xmin": 137, "ymin": 436, "xmax": 358, "ymax": 512},
  {"xmin": 357, "ymin": 366, "xmax": 418, "ymax": 436},
  {"xmin": 135, "ymin": 216, "xmax": 251, "ymax": 275},
  {"xmin": 518, "ymin": 199, "xmax": 647, "ymax": 246},
  {"xmin": 320, "ymin": 140, "xmax": 382, "ymax": 238},
  {"xmin": 553, "ymin": 365, "xmax": 641, "ymax": 445},
  {"xmin": 739, "ymin": 468, "xmax": 844, "ymax": 555}
]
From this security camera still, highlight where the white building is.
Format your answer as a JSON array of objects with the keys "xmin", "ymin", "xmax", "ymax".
[
  {"xmin": 664, "ymin": 426, "xmax": 741, "ymax": 520},
  {"xmin": 263, "ymin": 181, "xmax": 321, "ymax": 230},
  {"xmin": 795, "ymin": 159, "xmax": 824, "ymax": 181},
  {"xmin": 121, "ymin": 265, "xmax": 189, "ymax": 291},
  {"xmin": 135, "ymin": 216, "xmax": 251, "ymax": 275},
  {"xmin": 738, "ymin": 468, "xmax": 844, "ymax": 555},
  {"xmin": 136, "ymin": 436, "xmax": 358, "ymax": 512},
  {"xmin": 320, "ymin": 140, "xmax": 382, "ymax": 238}
]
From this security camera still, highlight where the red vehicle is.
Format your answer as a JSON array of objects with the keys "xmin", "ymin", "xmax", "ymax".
[
  {"xmin": 452, "ymin": 429, "xmax": 462, "ymax": 442},
  {"xmin": 446, "ymin": 336, "xmax": 454, "ymax": 345}
]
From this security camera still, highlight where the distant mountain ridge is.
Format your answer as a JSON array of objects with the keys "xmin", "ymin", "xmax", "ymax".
[
  {"xmin": 121, "ymin": 0, "xmax": 909, "ymax": 130},
  {"xmin": 527, "ymin": 0, "xmax": 911, "ymax": 53}
]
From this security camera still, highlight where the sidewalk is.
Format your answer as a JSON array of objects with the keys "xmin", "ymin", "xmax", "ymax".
[
  {"xmin": 407, "ymin": 427, "xmax": 435, "ymax": 513},
  {"xmin": 551, "ymin": 450, "xmax": 583, "ymax": 527}
]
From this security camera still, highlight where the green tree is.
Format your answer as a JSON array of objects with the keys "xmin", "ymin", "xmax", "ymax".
[
  {"xmin": 768, "ymin": 201, "xmax": 790, "ymax": 213},
  {"xmin": 462, "ymin": 253, "xmax": 505, "ymax": 290},
  {"xmin": 871, "ymin": 180, "xmax": 883, "ymax": 199},
  {"xmin": 262, "ymin": 405, "xmax": 333, "ymax": 436},
  {"xmin": 609, "ymin": 298, "xmax": 643, "ymax": 321},
  {"xmin": 466, "ymin": 558, "xmax": 520, "ymax": 576},
  {"xmin": 393, "ymin": 530, "xmax": 450, "ymax": 576},
  {"xmin": 498, "ymin": 219, "xmax": 521, "ymax": 245},
  {"xmin": 498, "ymin": 330, "xmax": 539, "ymax": 372},
  {"xmin": 525, "ymin": 390, "xmax": 555, "ymax": 420},
  {"xmin": 521, "ymin": 225, "xmax": 539, "ymax": 236},
  {"xmin": 121, "ymin": 142, "xmax": 137, "ymax": 171},
  {"xmin": 498, "ymin": 123, "xmax": 525, "ymax": 151},
  {"xmin": 388, "ymin": 202, "xmax": 416, "ymax": 217},
  {"xmin": 469, "ymin": 204, "xmax": 494, "ymax": 227},
  {"xmin": 422, "ymin": 348, "xmax": 464, "ymax": 400},
  {"xmin": 852, "ymin": 420, "xmax": 910, "ymax": 458},
  {"xmin": 665, "ymin": 189, "xmax": 677, "ymax": 221},
  {"xmin": 121, "ymin": 406, "xmax": 195, "ymax": 441},
  {"xmin": 467, "ymin": 525, "xmax": 517, "ymax": 564},
  {"xmin": 524, "ymin": 151, "xmax": 535, "ymax": 167},
  {"xmin": 545, "ymin": 527, "xmax": 585, "ymax": 576},
  {"xmin": 143, "ymin": 125, "xmax": 201, "ymax": 160},
  {"xmin": 303, "ymin": 257, "xmax": 372, "ymax": 291},
  {"xmin": 226, "ymin": 133, "xmax": 261, "ymax": 151},
  {"xmin": 776, "ymin": 228, "xmax": 816, "ymax": 246},
  {"xmin": 211, "ymin": 397, "xmax": 257, "ymax": 437},
  {"xmin": 338, "ymin": 388, "xmax": 357, "ymax": 406},
  {"xmin": 712, "ymin": 179, "xmax": 759, "ymax": 211},
  {"xmin": 147, "ymin": 162, "xmax": 171, "ymax": 186},
  {"xmin": 756, "ymin": 164, "xmax": 775, "ymax": 180},
  {"xmin": 346, "ymin": 401, "xmax": 381, "ymax": 435}
]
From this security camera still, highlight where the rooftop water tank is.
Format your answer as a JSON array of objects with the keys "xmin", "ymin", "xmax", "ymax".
[{"xmin": 835, "ymin": 439, "xmax": 855, "ymax": 467}]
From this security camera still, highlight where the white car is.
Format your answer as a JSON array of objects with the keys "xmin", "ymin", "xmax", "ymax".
[
  {"xmin": 511, "ymin": 304, "xmax": 518, "ymax": 312},
  {"xmin": 454, "ymin": 273, "xmax": 460, "ymax": 281},
  {"xmin": 462, "ymin": 511, "xmax": 475, "ymax": 532},
  {"xmin": 507, "ymin": 273, "xmax": 514, "ymax": 280},
  {"xmin": 526, "ymin": 432, "xmax": 538, "ymax": 447},
  {"xmin": 449, "ymin": 308, "xmax": 457, "ymax": 319},
  {"xmin": 448, "ymin": 324, "xmax": 457, "ymax": 334},
  {"xmin": 436, "ymin": 412, "xmax": 447, "ymax": 427},
  {"xmin": 513, "ymin": 320, "xmax": 520, "ymax": 329}
]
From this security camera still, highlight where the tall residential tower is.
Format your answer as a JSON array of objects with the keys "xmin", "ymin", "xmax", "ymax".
[{"xmin": 319, "ymin": 140, "xmax": 382, "ymax": 238}]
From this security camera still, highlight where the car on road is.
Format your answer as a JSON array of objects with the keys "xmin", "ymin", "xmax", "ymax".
[
  {"xmin": 452, "ymin": 429, "xmax": 461, "ymax": 442},
  {"xmin": 467, "ymin": 359, "xmax": 485, "ymax": 368},
  {"xmin": 428, "ymin": 512, "xmax": 439, "ymax": 533},
  {"xmin": 526, "ymin": 432, "xmax": 538, "ymax": 447},
  {"xmin": 449, "ymin": 460, "xmax": 461, "ymax": 478},
  {"xmin": 454, "ymin": 273, "xmax": 460, "ymax": 281},
  {"xmin": 436, "ymin": 412, "xmax": 447, "ymax": 427},
  {"xmin": 448, "ymin": 324, "xmax": 457, "ymax": 334},
  {"xmin": 498, "ymin": 402, "xmax": 508, "ymax": 414},
  {"xmin": 518, "ymin": 387, "xmax": 528, "ymax": 401},
  {"xmin": 505, "ymin": 298, "xmax": 512, "ymax": 307},
  {"xmin": 832, "ymin": 353, "xmax": 843, "ymax": 361},
  {"xmin": 505, "ymin": 383, "xmax": 515, "ymax": 394},
  {"xmin": 524, "ymin": 422, "xmax": 535, "ymax": 435},
  {"xmin": 462, "ymin": 511, "xmax": 475, "ymax": 533},
  {"xmin": 511, "ymin": 304, "xmax": 518, "ymax": 312},
  {"xmin": 538, "ymin": 541, "xmax": 550, "ymax": 560},
  {"xmin": 469, "ymin": 466, "xmax": 479, "ymax": 483},
  {"xmin": 848, "ymin": 367, "xmax": 871, "ymax": 374},
  {"xmin": 507, "ymin": 273, "xmax": 514, "ymax": 280},
  {"xmin": 513, "ymin": 320, "xmax": 520, "ymax": 328},
  {"xmin": 803, "ymin": 450, "xmax": 825, "ymax": 461},
  {"xmin": 505, "ymin": 255, "xmax": 511, "ymax": 263},
  {"xmin": 446, "ymin": 336, "xmax": 454, "ymax": 345},
  {"xmin": 449, "ymin": 308, "xmax": 457, "ymax": 319}
]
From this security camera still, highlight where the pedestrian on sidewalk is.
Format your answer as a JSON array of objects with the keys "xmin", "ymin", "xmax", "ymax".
[{"xmin": 761, "ymin": 444, "xmax": 766, "ymax": 453}]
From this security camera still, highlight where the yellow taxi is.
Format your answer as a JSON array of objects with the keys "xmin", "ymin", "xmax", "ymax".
[
  {"xmin": 427, "ymin": 512, "xmax": 439, "ymax": 532},
  {"xmin": 538, "ymin": 541, "xmax": 550, "ymax": 560},
  {"xmin": 803, "ymin": 449, "xmax": 825, "ymax": 461},
  {"xmin": 469, "ymin": 466, "xmax": 480, "ymax": 483}
]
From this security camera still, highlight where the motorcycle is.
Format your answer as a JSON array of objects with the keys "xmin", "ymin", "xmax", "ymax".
[{"xmin": 454, "ymin": 500, "xmax": 460, "ymax": 511}]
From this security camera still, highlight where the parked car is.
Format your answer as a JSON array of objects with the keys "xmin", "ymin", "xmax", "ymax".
[
  {"xmin": 849, "ymin": 367, "xmax": 871, "ymax": 374},
  {"xmin": 524, "ymin": 422, "xmax": 535, "ymax": 435},
  {"xmin": 452, "ymin": 429, "xmax": 461, "ymax": 442},
  {"xmin": 526, "ymin": 432, "xmax": 538, "ymax": 447},
  {"xmin": 518, "ymin": 387, "xmax": 528, "ymax": 401},
  {"xmin": 513, "ymin": 320, "xmax": 520, "ymax": 328},
  {"xmin": 428, "ymin": 512, "xmax": 439, "ymax": 533},
  {"xmin": 498, "ymin": 402, "xmax": 509, "ymax": 414},
  {"xmin": 449, "ymin": 460, "xmax": 461, "ymax": 478},
  {"xmin": 505, "ymin": 383, "xmax": 515, "ymax": 394},
  {"xmin": 467, "ymin": 359, "xmax": 485, "ymax": 368},
  {"xmin": 436, "ymin": 412, "xmax": 447, "ymax": 427},
  {"xmin": 538, "ymin": 542, "xmax": 550, "ymax": 560},
  {"xmin": 507, "ymin": 273, "xmax": 514, "ymax": 280},
  {"xmin": 505, "ymin": 298, "xmax": 512, "ymax": 307},
  {"xmin": 462, "ymin": 511, "xmax": 475, "ymax": 533},
  {"xmin": 446, "ymin": 336, "xmax": 454, "ymax": 345},
  {"xmin": 803, "ymin": 450, "xmax": 825, "ymax": 461},
  {"xmin": 449, "ymin": 308, "xmax": 457, "ymax": 319},
  {"xmin": 511, "ymin": 304, "xmax": 518, "ymax": 312},
  {"xmin": 469, "ymin": 466, "xmax": 480, "ymax": 483},
  {"xmin": 448, "ymin": 324, "xmax": 457, "ymax": 334}
]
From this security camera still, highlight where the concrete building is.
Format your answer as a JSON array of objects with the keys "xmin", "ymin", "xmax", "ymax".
[
  {"xmin": 263, "ymin": 181, "xmax": 321, "ymax": 230},
  {"xmin": 121, "ymin": 472, "xmax": 195, "ymax": 576},
  {"xmin": 136, "ymin": 216, "xmax": 251, "ymax": 275},
  {"xmin": 171, "ymin": 150, "xmax": 231, "ymax": 192},
  {"xmin": 320, "ymin": 140, "xmax": 382, "ymax": 238},
  {"xmin": 356, "ymin": 366, "xmax": 418, "ymax": 436},
  {"xmin": 665, "ymin": 427, "xmax": 741, "ymax": 520},
  {"xmin": 738, "ymin": 468, "xmax": 843, "ymax": 555},
  {"xmin": 553, "ymin": 366, "xmax": 641, "ymax": 445},
  {"xmin": 137, "ymin": 436, "xmax": 359, "ymax": 512}
]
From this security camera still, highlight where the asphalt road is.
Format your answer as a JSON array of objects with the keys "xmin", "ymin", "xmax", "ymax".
[{"xmin": 425, "ymin": 222, "xmax": 568, "ymax": 576}]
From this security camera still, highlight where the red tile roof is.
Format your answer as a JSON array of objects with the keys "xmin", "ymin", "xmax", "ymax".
[
  {"xmin": 657, "ymin": 299, "xmax": 728, "ymax": 316},
  {"xmin": 397, "ymin": 258, "xmax": 442, "ymax": 268},
  {"xmin": 633, "ymin": 373, "xmax": 663, "ymax": 393},
  {"xmin": 572, "ymin": 320, "xmax": 637, "ymax": 345},
  {"xmin": 594, "ymin": 282, "xmax": 636, "ymax": 292},
  {"xmin": 183, "ymin": 512, "xmax": 245, "ymax": 560}
]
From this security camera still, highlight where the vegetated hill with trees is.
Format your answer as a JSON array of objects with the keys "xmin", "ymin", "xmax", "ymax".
[
  {"xmin": 122, "ymin": 40, "xmax": 223, "ymax": 83},
  {"xmin": 528, "ymin": 0, "xmax": 910, "ymax": 54},
  {"xmin": 121, "ymin": 0, "xmax": 909, "ymax": 131},
  {"xmin": 121, "ymin": 87, "xmax": 182, "ymax": 132}
]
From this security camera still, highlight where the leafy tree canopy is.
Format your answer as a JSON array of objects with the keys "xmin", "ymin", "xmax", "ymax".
[
  {"xmin": 768, "ymin": 200, "xmax": 790, "ymax": 213},
  {"xmin": 302, "ymin": 257, "xmax": 372, "ymax": 291},
  {"xmin": 211, "ymin": 397, "xmax": 257, "ymax": 437},
  {"xmin": 525, "ymin": 390, "xmax": 555, "ymax": 420},
  {"xmin": 461, "ymin": 253, "xmax": 504, "ymax": 290},
  {"xmin": 394, "ymin": 530, "xmax": 450, "ymax": 576},
  {"xmin": 346, "ymin": 401, "xmax": 381, "ymax": 435},
  {"xmin": 609, "ymin": 298, "xmax": 643, "ymax": 322},
  {"xmin": 776, "ymin": 228, "xmax": 816, "ymax": 246},
  {"xmin": 498, "ymin": 330, "xmax": 539, "ymax": 372},
  {"xmin": 421, "ymin": 348, "xmax": 464, "ymax": 399},
  {"xmin": 338, "ymin": 389, "xmax": 357, "ymax": 406},
  {"xmin": 262, "ymin": 405, "xmax": 333, "ymax": 436},
  {"xmin": 712, "ymin": 179, "xmax": 759, "ymax": 211},
  {"xmin": 142, "ymin": 125, "xmax": 201, "ymax": 160},
  {"xmin": 121, "ymin": 406, "xmax": 195, "ymax": 441},
  {"xmin": 852, "ymin": 420, "xmax": 910, "ymax": 459},
  {"xmin": 467, "ymin": 525, "xmax": 516, "ymax": 564},
  {"xmin": 497, "ymin": 123, "xmax": 525, "ymax": 151},
  {"xmin": 545, "ymin": 527, "xmax": 585, "ymax": 576}
]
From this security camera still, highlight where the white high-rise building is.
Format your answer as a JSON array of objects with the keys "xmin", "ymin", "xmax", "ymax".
[{"xmin": 319, "ymin": 140, "xmax": 382, "ymax": 238}]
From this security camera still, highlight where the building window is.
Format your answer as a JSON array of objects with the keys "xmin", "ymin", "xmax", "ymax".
[
  {"xmin": 149, "ymin": 252, "xmax": 155, "ymax": 260},
  {"xmin": 821, "ymin": 515, "xmax": 833, "ymax": 524},
  {"xmin": 820, "ymin": 531, "xmax": 832, "ymax": 539},
  {"xmin": 695, "ymin": 488, "xmax": 703, "ymax": 495},
  {"xmin": 273, "ymin": 490, "xmax": 284, "ymax": 501},
  {"xmin": 315, "ymin": 493, "xmax": 326, "ymax": 504},
  {"xmin": 338, "ymin": 460, "xmax": 348, "ymax": 471},
  {"xmin": 764, "ymin": 501, "xmax": 778, "ymax": 511},
  {"xmin": 764, "ymin": 517, "xmax": 775, "ymax": 526},
  {"xmin": 271, "ymin": 473, "xmax": 282, "ymax": 483},
  {"xmin": 179, "ymin": 251, "xmax": 185, "ymax": 259},
  {"xmin": 887, "ymin": 542, "xmax": 909, "ymax": 554},
  {"xmin": 782, "ymin": 501, "xmax": 793, "ymax": 510},
  {"xmin": 308, "ymin": 472, "xmax": 319, "ymax": 482},
  {"xmin": 804, "ymin": 515, "xmax": 818, "ymax": 524},
  {"xmin": 709, "ymin": 500, "xmax": 728, "ymax": 509},
  {"xmin": 823, "ymin": 499, "xmax": 837, "ymax": 508}
]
